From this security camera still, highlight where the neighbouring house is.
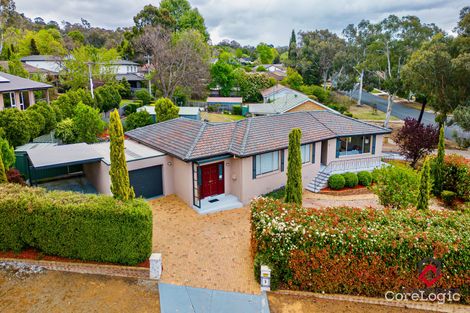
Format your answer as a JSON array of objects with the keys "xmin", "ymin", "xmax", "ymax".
[
  {"xmin": 0, "ymin": 72, "xmax": 52, "ymax": 110},
  {"xmin": 253, "ymin": 64, "xmax": 287, "ymax": 81},
  {"xmin": 137, "ymin": 106, "xmax": 201, "ymax": 121},
  {"xmin": 21, "ymin": 55, "xmax": 64, "ymax": 74},
  {"xmin": 207, "ymin": 97, "xmax": 243, "ymax": 111},
  {"xmin": 111, "ymin": 60, "xmax": 145, "ymax": 91},
  {"xmin": 16, "ymin": 111, "xmax": 390, "ymax": 214},
  {"xmin": 249, "ymin": 85, "xmax": 333, "ymax": 115}
]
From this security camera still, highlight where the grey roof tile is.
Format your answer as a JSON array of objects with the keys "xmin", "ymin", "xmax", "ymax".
[{"xmin": 125, "ymin": 111, "xmax": 391, "ymax": 161}]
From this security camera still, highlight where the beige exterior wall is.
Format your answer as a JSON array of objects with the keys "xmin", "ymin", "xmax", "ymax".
[
  {"xmin": 84, "ymin": 155, "xmax": 174, "ymax": 197},
  {"xmin": 171, "ymin": 157, "xmax": 194, "ymax": 205},
  {"xmin": 287, "ymin": 100, "xmax": 327, "ymax": 113}
]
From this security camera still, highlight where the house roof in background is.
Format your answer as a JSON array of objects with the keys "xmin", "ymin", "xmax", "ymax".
[
  {"xmin": 126, "ymin": 111, "xmax": 391, "ymax": 161},
  {"xmin": 137, "ymin": 106, "xmax": 200, "ymax": 116},
  {"xmin": 116, "ymin": 73, "xmax": 145, "ymax": 82},
  {"xmin": 0, "ymin": 72, "xmax": 52, "ymax": 92},
  {"xmin": 207, "ymin": 97, "xmax": 243, "ymax": 104},
  {"xmin": 111, "ymin": 60, "xmax": 139, "ymax": 66},
  {"xmin": 260, "ymin": 84, "xmax": 289, "ymax": 98},
  {"xmin": 249, "ymin": 92, "xmax": 334, "ymax": 115},
  {"xmin": 20, "ymin": 55, "xmax": 63, "ymax": 62}
]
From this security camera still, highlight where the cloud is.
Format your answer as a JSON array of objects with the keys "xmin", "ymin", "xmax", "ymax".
[{"xmin": 15, "ymin": 0, "xmax": 467, "ymax": 46}]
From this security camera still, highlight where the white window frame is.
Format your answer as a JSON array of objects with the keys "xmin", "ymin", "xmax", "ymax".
[
  {"xmin": 301, "ymin": 144, "xmax": 311, "ymax": 164},
  {"xmin": 255, "ymin": 151, "xmax": 280, "ymax": 176}
]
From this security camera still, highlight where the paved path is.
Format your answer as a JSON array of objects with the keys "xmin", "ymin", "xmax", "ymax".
[
  {"xmin": 159, "ymin": 283, "xmax": 269, "ymax": 313},
  {"xmin": 349, "ymin": 90, "xmax": 469, "ymax": 140},
  {"xmin": 150, "ymin": 195, "xmax": 259, "ymax": 294}
]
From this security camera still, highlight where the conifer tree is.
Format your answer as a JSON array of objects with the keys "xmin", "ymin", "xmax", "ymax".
[
  {"xmin": 109, "ymin": 109, "xmax": 135, "ymax": 200},
  {"xmin": 417, "ymin": 157, "xmax": 432, "ymax": 210},
  {"xmin": 288, "ymin": 29, "xmax": 297, "ymax": 63},
  {"xmin": 285, "ymin": 128, "xmax": 303, "ymax": 205},
  {"xmin": 433, "ymin": 125, "xmax": 445, "ymax": 195},
  {"xmin": 0, "ymin": 151, "xmax": 7, "ymax": 184}
]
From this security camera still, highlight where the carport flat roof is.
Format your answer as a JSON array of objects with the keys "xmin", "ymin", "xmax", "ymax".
[
  {"xmin": 91, "ymin": 139, "xmax": 165, "ymax": 165},
  {"xmin": 27, "ymin": 143, "xmax": 103, "ymax": 169}
]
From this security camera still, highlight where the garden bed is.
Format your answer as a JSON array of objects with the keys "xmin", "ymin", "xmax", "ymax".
[{"xmin": 319, "ymin": 185, "xmax": 371, "ymax": 196}]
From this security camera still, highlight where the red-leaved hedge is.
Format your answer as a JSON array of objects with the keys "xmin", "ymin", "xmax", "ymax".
[{"xmin": 251, "ymin": 197, "xmax": 469, "ymax": 302}]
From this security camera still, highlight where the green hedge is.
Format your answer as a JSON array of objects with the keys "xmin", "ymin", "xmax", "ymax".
[
  {"xmin": 0, "ymin": 184, "xmax": 152, "ymax": 265},
  {"xmin": 342, "ymin": 172, "xmax": 358, "ymax": 188},
  {"xmin": 357, "ymin": 171, "xmax": 372, "ymax": 186},
  {"xmin": 251, "ymin": 197, "xmax": 470, "ymax": 302},
  {"xmin": 328, "ymin": 174, "xmax": 345, "ymax": 190}
]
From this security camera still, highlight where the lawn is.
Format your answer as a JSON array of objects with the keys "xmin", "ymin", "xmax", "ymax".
[
  {"xmin": 200, "ymin": 112, "xmax": 245, "ymax": 122},
  {"xmin": 119, "ymin": 99, "xmax": 136, "ymax": 107},
  {"xmin": 348, "ymin": 105, "xmax": 399, "ymax": 121}
]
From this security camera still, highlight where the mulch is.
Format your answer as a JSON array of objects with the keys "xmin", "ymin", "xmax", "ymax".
[
  {"xmin": 320, "ymin": 185, "xmax": 372, "ymax": 196},
  {"xmin": 0, "ymin": 248, "xmax": 149, "ymax": 268}
]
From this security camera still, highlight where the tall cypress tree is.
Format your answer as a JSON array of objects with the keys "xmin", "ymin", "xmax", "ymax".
[
  {"xmin": 30, "ymin": 39, "xmax": 40, "ymax": 55},
  {"xmin": 288, "ymin": 29, "xmax": 297, "ymax": 63},
  {"xmin": 417, "ymin": 157, "xmax": 432, "ymax": 210},
  {"xmin": 109, "ymin": 109, "xmax": 135, "ymax": 200},
  {"xmin": 433, "ymin": 126, "xmax": 445, "ymax": 196},
  {"xmin": 285, "ymin": 128, "xmax": 303, "ymax": 205},
  {"xmin": 0, "ymin": 151, "xmax": 7, "ymax": 184}
]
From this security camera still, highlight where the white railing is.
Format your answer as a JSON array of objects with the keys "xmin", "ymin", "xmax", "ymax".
[{"xmin": 312, "ymin": 156, "xmax": 383, "ymax": 190}]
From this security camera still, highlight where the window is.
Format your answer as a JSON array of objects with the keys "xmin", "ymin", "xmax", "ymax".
[
  {"xmin": 301, "ymin": 144, "xmax": 311, "ymax": 163},
  {"xmin": 338, "ymin": 135, "xmax": 372, "ymax": 156},
  {"xmin": 255, "ymin": 151, "xmax": 279, "ymax": 175}
]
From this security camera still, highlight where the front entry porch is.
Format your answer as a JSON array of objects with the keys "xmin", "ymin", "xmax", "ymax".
[{"xmin": 192, "ymin": 160, "xmax": 243, "ymax": 214}]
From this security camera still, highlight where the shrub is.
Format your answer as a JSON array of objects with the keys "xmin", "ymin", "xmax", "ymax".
[
  {"xmin": 343, "ymin": 111, "xmax": 353, "ymax": 117},
  {"xmin": 55, "ymin": 118, "xmax": 77, "ymax": 144},
  {"xmin": 0, "ymin": 108, "xmax": 31, "ymax": 147},
  {"xmin": 0, "ymin": 184, "xmax": 152, "ymax": 265},
  {"xmin": 263, "ymin": 187, "xmax": 285, "ymax": 200},
  {"xmin": 95, "ymin": 84, "xmax": 122, "ymax": 113},
  {"xmin": 73, "ymin": 102, "xmax": 106, "ymax": 143},
  {"xmin": 0, "ymin": 137, "xmax": 15, "ymax": 170},
  {"xmin": 135, "ymin": 89, "xmax": 152, "ymax": 106},
  {"xmin": 251, "ymin": 197, "xmax": 470, "ymax": 302},
  {"xmin": 299, "ymin": 85, "xmax": 330, "ymax": 103},
  {"xmin": 441, "ymin": 190, "xmax": 457, "ymax": 206},
  {"xmin": 118, "ymin": 78, "xmax": 132, "ymax": 99},
  {"xmin": 54, "ymin": 89, "xmax": 96, "ymax": 119},
  {"xmin": 124, "ymin": 102, "xmax": 143, "ymax": 115},
  {"xmin": 25, "ymin": 109, "xmax": 46, "ymax": 139},
  {"xmin": 125, "ymin": 111, "xmax": 154, "ymax": 131},
  {"xmin": 153, "ymin": 98, "xmax": 179, "ymax": 123},
  {"xmin": 6, "ymin": 168, "xmax": 25, "ymax": 185},
  {"xmin": 371, "ymin": 165, "xmax": 419, "ymax": 209},
  {"xmin": 285, "ymin": 128, "xmax": 302, "ymax": 205},
  {"xmin": 417, "ymin": 157, "xmax": 432, "ymax": 210},
  {"xmin": 441, "ymin": 154, "xmax": 470, "ymax": 201},
  {"xmin": 328, "ymin": 174, "xmax": 345, "ymax": 190},
  {"xmin": 342, "ymin": 172, "xmax": 358, "ymax": 188},
  {"xmin": 28, "ymin": 101, "xmax": 57, "ymax": 133},
  {"xmin": 357, "ymin": 171, "xmax": 372, "ymax": 186},
  {"xmin": 232, "ymin": 105, "xmax": 242, "ymax": 115}
]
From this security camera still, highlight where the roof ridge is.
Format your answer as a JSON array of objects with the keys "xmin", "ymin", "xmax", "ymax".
[
  {"xmin": 228, "ymin": 120, "xmax": 243, "ymax": 153},
  {"xmin": 332, "ymin": 111, "xmax": 391, "ymax": 131},
  {"xmin": 308, "ymin": 111, "xmax": 337, "ymax": 136},
  {"xmin": 240, "ymin": 118, "xmax": 253, "ymax": 155},
  {"xmin": 186, "ymin": 122, "xmax": 207, "ymax": 159}
]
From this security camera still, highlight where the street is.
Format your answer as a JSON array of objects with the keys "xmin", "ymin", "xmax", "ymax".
[{"xmin": 348, "ymin": 90, "xmax": 469, "ymax": 140}]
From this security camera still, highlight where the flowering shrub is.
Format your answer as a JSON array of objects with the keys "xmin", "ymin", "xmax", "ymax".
[
  {"xmin": 440, "ymin": 155, "xmax": 470, "ymax": 201},
  {"xmin": 251, "ymin": 197, "xmax": 469, "ymax": 302}
]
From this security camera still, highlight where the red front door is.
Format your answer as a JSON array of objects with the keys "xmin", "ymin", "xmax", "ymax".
[{"xmin": 200, "ymin": 162, "xmax": 224, "ymax": 199}]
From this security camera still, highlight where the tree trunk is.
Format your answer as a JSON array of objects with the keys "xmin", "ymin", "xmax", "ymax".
[
  {"xmin": 417, "ymin": 97, "xmax": 427, "ymax": 125},
  {"xmin": 384, "ymin": 94, "xmax": 394, "ymax": 128},
  {"xmin": 357, "ymin": 69, "xmax": 364, "ymax": 107}
]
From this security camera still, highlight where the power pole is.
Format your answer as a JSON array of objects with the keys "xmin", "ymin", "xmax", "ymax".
[
  {"xmin": 87, "ymin": 62, "xmax": 94, "ymax": 98},
  {"xmin": 145, "ymin": 55, "xmax": 152, "ymax": 97}
]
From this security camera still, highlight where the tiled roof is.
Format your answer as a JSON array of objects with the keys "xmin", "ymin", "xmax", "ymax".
[{"xmin": 126, "ymin": 111, "xmax": 391, "ymax": 161}]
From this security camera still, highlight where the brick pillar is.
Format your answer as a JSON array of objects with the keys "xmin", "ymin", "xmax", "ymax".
[
  {"xmin": 14, "ymin": 92, "xmax": 21, "ymax": 110},
  {"xmin": 28, "ymin": 90, "xmax": 35, "ymax": 107}
]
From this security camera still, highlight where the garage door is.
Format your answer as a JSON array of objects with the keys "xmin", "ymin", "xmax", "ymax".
[{"xmin": 129, "ymin": 165, "xmax": 163, "ymax": 198}]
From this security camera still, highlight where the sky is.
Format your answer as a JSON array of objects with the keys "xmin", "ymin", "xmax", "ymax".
[{"xmin": 15, "ymin": 0, "xmax": 467, "ymax": 46}]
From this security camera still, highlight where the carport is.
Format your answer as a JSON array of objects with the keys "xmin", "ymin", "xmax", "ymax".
[{"xmin": 25, "ymin": 143, "xmax": 103, "ymax": 190}]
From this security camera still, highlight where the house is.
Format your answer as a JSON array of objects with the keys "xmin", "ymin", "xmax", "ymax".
[
  {"xmin": 21, "ymin": 55, "xmax": 64, "ymax": 74},
  {"xmin": 207, "ymin": 97, "xmax": 243, "ymax": 111},
  {"xmin": 0, "ymin": 72, "xmax": 52, "ymax": 110},
  {"xmin": 254, "ymin": 64, "xmax": 287, "ymax": 81},
  {"xmin": 16, "ymin": 111, "xmax": 390, "ymax": 214},
  {"xmin": 125, "ymin": 111, "xmax": 390, "ymax": 213},
  {"xmin": 137, "ymin": 106, "xmax": 201, "ymax": 121},
  {"xmin": 249, "ymin": 85, "xmax": 333, "ymax": 115}
]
